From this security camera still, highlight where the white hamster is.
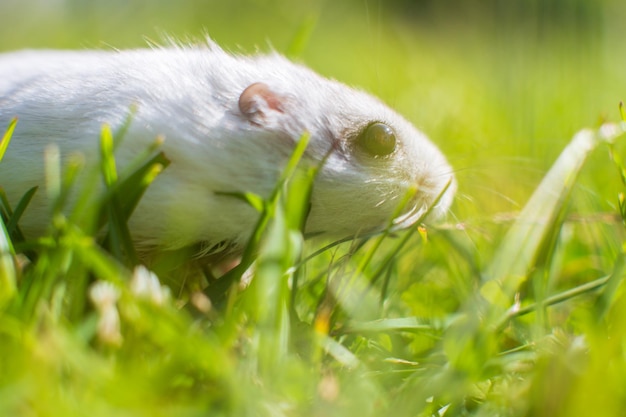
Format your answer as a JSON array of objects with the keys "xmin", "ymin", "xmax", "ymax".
[{"xmin": 0, "ymin": 40, "xmax": 455, "ymax": 254}]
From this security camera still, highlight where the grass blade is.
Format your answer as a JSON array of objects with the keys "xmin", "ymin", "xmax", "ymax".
[
  {"xmin": 593, "ymin": 244, "xmax": 626, "ymax": 321},
  {"xmin": 0, "ymin": 216, "xmax": 16, "ymax": 309},
  {"xmin": 497, "ymin": 275, "xmax": 611, "ymax": 329},
  {"xmin": 483, "ymin": 124, "xmax": 626, "ymax": 310},
  {"xmin": 96, "ymin": 122, "xmax": 169, "ymax": 265},
  {"xmin": 206, "ymin": 133, "xmax": 312, "ymax": 305},
  {"xmin": 342, "ymin": 317, "xmax": 436, "ymax": 334},
  {"xmin": 5, "ymin": 186, "xmax": 38, "ymax": 238},
  {"xmin": 0, "ymin": 118, "xmax": 17, "ymax": 162},
  {"xmin": 286, "ymin": 13, "xmax": 319, "ymax": 58},
  {"xmin": 444, "ymin": 124, "xmax": 626, "ymax": 375}
]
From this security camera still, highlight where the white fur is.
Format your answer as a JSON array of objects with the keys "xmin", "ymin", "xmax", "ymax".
[{"xmin": 0, "ymin": 41, "xmax": 455, "ymax": 253}]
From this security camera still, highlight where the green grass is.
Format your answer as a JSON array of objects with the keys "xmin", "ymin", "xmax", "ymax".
[
  {"xmin": 2, "ymin": 114, "xmax": 626, "ymax": 417},
  {"xmin": 2, "ymin": 1, "xmax": 626, "ymax": 416}
]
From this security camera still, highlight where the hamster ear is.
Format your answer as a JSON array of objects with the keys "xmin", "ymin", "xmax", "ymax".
[{"xmin": 238, "ymin": 82, "xmax": 286, "ymax": 125}]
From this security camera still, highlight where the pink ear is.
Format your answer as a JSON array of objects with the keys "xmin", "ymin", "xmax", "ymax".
[{"xmin": 238, "ymin": 82, "xmax": 285, "ymax": 125}]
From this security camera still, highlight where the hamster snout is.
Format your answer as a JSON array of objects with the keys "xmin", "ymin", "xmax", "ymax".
[{"xmin": 0, "ymin": 40, "xmax": 455, "ymax": 254}]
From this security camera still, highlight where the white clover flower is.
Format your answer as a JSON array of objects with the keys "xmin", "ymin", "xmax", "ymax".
[
  {"xmin": 89, "ymin": 281, "xmax": 122, "ymax": 347},
  {"xmin": 130, "ymin": 265, "xmax": 171, "ymax": 306}
]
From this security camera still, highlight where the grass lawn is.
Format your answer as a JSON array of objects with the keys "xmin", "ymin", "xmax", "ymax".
[{"xmin": 1, "ymin": 1, "xmax": 626, "ymax": 416}]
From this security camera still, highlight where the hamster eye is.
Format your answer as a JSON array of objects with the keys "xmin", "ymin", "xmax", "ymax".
[{"xmin": 357, "ymin": 123, "xmax": 397, "ymax": 157}]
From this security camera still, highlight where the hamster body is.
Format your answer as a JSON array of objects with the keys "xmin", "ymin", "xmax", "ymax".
[{"xmin": 0, "ymin": 41, "xmax": 455, "ymax": 254}]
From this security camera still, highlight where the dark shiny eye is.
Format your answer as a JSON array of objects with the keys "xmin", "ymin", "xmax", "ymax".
[{"xmin": 357, "ymin": 123, "xmax": 397, "ymax": 157}]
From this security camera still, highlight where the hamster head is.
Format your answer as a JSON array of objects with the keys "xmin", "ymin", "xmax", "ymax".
[{"xmin": 233, "ymin": 53, "xmax": 456, "ymax": 239}]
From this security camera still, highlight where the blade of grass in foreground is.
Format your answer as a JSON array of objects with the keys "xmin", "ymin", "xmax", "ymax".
[
  {"xmin": 206, "ymin": 133, "xmax": 312, "ymax": 307},
  {"xmin": 0, "ymin": 118, "xmax": 17, "ymax": 161},
  {"xmin": 443, "ymin": 124, "xmax": 626, "ymax": 376},
  {"xmin": 4, "ymin": 186, "xmax": 37, "ymax": 241},
  {"xmin": 0, "ymin": 216, "xmax": 16, "ymax": 309},
  {"xmin": 96, "ymin": 123, "xmax": 169, "ymax": 266},
  {"xmin": 482, "ymin": 124, "xmax": 626, "ymax": 314},
  {"xmin": 99, "ymin": 123, "xmax": 137, "ymax": 264},
  {"xmin": 0, "ymin": 120, "xmax": 18, "ymax": 308}
]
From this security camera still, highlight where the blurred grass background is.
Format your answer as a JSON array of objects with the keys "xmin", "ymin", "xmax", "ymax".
[{"xmin": 3, "ymin": 1, "xmax": 626, "ymax": 416}]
